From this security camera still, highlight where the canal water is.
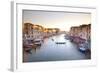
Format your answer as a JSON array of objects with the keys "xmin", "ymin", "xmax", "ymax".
[{"xmin": 23, "ymin": 34, "xmax": 90, "ymax": 62}]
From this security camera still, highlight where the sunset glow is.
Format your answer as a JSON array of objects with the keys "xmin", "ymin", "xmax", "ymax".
[{"xmin": 23, "ymin": 10, "xmax": 91, "ymax": 31}]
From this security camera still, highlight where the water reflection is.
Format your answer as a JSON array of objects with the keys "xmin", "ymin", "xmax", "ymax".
[{"xmin": 23, "ymin": 34, "xmax": 90, "ymax": 62}]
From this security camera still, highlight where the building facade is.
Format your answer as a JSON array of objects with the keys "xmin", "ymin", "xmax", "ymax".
[
  {"xmin": 23, "ymin": 23, "xmax": 60, "ymax": 40},
  {"xmin": 69, "ymin": 24, "xmax": 91, "ymax": 41}
]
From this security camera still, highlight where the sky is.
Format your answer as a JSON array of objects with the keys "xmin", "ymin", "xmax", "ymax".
[{"xmin": 23, "ymin": 10, "xmax": 91, "ymax": 31}]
